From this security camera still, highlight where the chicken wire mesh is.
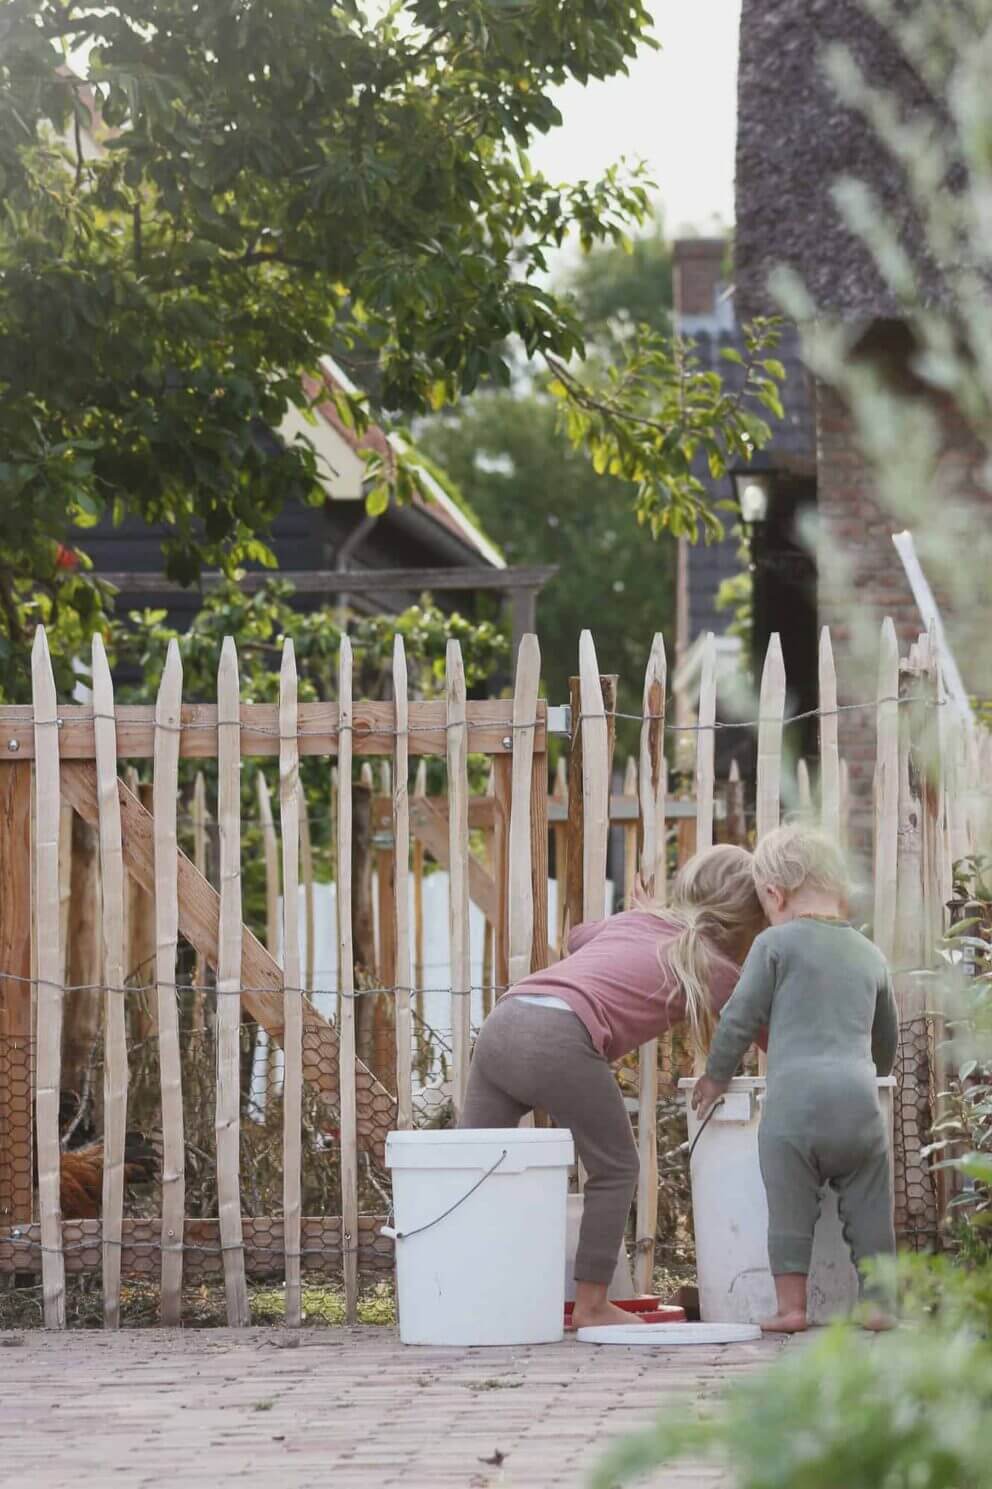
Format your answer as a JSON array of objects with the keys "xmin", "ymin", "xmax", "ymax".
[
  {"xmin": 0, "ymin": 995, "xmax": 944, "ymax": 1316},
  {"xmin": 892, "ymin": 1015, "xmax": 940, "ymax": 1251}
]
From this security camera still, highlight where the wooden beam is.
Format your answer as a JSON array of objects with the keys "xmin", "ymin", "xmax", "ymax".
[
  {"xmin": 92, "ymin": 565, "xmax": 558, "ymax": 596},
  {"xmin": 373, "ymin": 794, "xmax": 497, "ymax": 833},
  {"xmin": 548, "ymin": 793, "xmax": 719, "ymax": 824},
  {"xmin": 0, "ymin": 700, "xmax": 545, "ymax": 761},
  {"xmin": 408, "ymin": 797, "xmax": 499, "ymax": 926},
  {"xmin": 60, "ymin": 764, "xmax": 397, "ymax": 1155}
]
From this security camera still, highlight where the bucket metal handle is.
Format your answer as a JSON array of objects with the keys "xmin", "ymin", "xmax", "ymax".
[{"xmin": 379, "ymin": 1148, "xmax": 508, "ymax": 1244}]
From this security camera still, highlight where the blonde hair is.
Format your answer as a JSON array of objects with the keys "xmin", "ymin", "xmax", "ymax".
[
  {"xmin": 641, "ymin": 845, "xmax": 765, "ymax": 1057},
  {"xmin": 752, "ymin": 824, "xmax": 850, "ymax": 902}
]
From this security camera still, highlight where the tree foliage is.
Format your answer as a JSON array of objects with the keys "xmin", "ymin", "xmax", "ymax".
[
  {"xmin": 0, "ymin": 0, "xmax": 656, "ymax": 695},
  {"xmin": 564, "ymin": 216, "xmax": 673, "ymax": 350},
  {"xmin": 114, "ymin": 579, "xmax": 506, "ymax": 921},
  {"xmin": 418, "ymin": 386, "xmax": 675, "ymax": 716},
  {"xmin": 117, "ymin": 580, "xmax": 506, "ymax": 706},
  {"xmin": 0, "ymin": 0, "xmax": 785, "ymax": 701}
]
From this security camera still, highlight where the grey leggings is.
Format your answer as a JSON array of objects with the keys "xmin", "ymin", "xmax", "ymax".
[
  {"xmin": 759, "ymin": 1124, "xmax": 896, "ymax": 1284},
  {"xmin": 460, "ymin": 998, "xmax": 639, "ymax": 1284}
]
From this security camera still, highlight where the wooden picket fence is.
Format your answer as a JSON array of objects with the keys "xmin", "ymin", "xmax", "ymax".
[{"xmin": 0, "ymin": 619, "xmax": 987, "ymax": 1330}]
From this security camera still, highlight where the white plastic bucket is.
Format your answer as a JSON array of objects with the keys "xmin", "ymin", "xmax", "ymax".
[
  {"xmin": 680, "ymin": 1077, "xmax": 896, "ymax": 1325},
  {"xmin": 384, "ymin": 1127, "xmax": 575, "ymax": 1346}
]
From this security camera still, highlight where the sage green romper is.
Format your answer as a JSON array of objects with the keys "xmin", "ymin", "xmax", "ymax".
[{"xmin": 706, "ymin": 918, "xmax": 899, "ymax": 1278}]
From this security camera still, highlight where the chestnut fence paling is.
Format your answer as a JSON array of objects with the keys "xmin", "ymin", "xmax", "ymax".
[{"xmin": 0, "ymin": 620, "xmax": 983, "ymax": 1327}]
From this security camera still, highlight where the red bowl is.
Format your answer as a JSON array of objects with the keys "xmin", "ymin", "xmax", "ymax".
[
  {"xmin": 565, "ymin": 1296, "xmax": 661, "ymax": 1317},
  {"xmin": 564, "ymin": 1302, "xmax": 686, "ymax": 1330}
]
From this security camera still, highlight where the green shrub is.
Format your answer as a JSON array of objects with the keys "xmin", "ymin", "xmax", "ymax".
[{"xmin": 593, "ymin": 1255, "xmax": 992, "ymax": 1489}]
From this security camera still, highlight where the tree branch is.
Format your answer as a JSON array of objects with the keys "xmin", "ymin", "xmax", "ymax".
[{"xmin": 543, "ymin": 353, "xmax": 678, "ymax": 437}]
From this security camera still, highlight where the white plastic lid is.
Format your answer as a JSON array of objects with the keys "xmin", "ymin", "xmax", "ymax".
[
  {"xmin": 576, "ymin": 1322, "xmax": 762, "ymax": 1346},
  {"xmin": 387, "ymin": 1127, "xmax": 571, "ymax": 1145},
  {"xmin": 385, "ymin": 1127, "xmax": 575, "ymax": 1171}
]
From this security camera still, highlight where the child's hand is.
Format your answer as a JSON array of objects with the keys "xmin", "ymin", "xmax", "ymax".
[
  {"xmin": 630, "ymin": 872, "xmax": 655, "ymax": 908},
  {"xmin": 691, "ymin": 1075, "xmax": 728, "ymax": 1115}
]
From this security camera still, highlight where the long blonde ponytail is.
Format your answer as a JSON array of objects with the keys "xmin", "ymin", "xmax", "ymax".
[{"xmin": 641, "ymin": 845, "xmax": 764, "ymax": 1057}]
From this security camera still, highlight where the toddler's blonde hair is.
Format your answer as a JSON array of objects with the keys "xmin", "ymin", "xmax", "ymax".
[
  {"xmin": 641, "ymin": 845, "xmax": 765, "ymax": 1057},
  {"xmin": 752, "ymin": 824, "xmax": 850, "ymax": 902}
]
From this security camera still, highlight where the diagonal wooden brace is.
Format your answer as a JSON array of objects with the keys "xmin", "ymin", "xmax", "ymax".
[{"xmin": 61, "ymin": 763, "xmax": 396, "ymax": 1157}]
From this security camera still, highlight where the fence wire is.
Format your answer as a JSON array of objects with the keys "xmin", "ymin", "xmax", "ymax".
[{"xmin": 23, "ymin": 689, "xmax": 937, "ymax": 747}]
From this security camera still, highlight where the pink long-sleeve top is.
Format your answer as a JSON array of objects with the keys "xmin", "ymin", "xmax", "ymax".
[{"xmin": 503, "ymin": 911, "xmax": 744, "ymax": 1063}]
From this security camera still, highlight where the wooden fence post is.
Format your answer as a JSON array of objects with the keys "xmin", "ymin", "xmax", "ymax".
[
  {"xmin": 507, "ymin": 635, "xmax": 540, "ymax": 987},
  {"xmin": 352, "ymin": 778, "xmax": 377, "ymax": 1077},
  {"xmin": 299, "ymin": 782, "xmax": 315, "ymax": 997},
  {"xmin": 154, "ymin": 642, "xmax": 184, "ymax": 1325},
  {"xmin": 551, "ymin": 757, "xmax": 568, "ymax": 956},
  {"xmin": 215, "ymin": 637, "xmax": 250, "ymax": 1327},
  {"xmin": 126, "ymin": 777, "xmax": 157, "ymax": 1044},
  {"xmin": 32, "ymin": 627, "xmax": 65, "ymax": 1328},
  {"xmin": 256, "ymin": 770, "xmax": 280, "ymax": 1106},
  {"xmin": 756, "ymin": 633, "xmax": 785, "ymax": 843},
  {"xmin": 279, "ymin": 640, "xmax": 303, "ymax": 1329},
  {"xmin": 92, "ymin": 635, "xmax": 128, "ymax": 1329},
  {"xmin": 481, "ymin": 766, "xmax": 496, "ymax": 1011},
  {"xmin": 530, "ymin": 742, "xmax": 550, "ymax": 976},
  {"xmin": 375, "ymin": 762, "xmax": 396, "ymax": 995},
  {"xmin": 635, "ymin": 634, "xmax": 667, "ymax": 1293},
  {"xmin": 392, "ymin": 636, "xmax": 414, "ymax": 1132},
  {"xmin": 0, "ymin": 761, "xmax": 33, "ymax": 1234},
  {"xmin": 819, "ymin": 628, "xmax": 841, "ymax": 841},
  {"xmin": 257, "ymin": 772, "xmax": 279, "ymax": 961},
  {"xmin": 62, "ymin": 812, "xmax": 101, "ymax": 1105},
  {"xmin": 622, "ymin": 756, "xmax": 638, "ymax": 907},
  {"xmin": 695, "ymin": 633, "xmax": 717, "ymax": 855},
  {"xmin": 337, "ymin": 639, "xmax": 359, "ymax": 1323},
  {"xmin": 493, "ymin": 755, "xmax": 511, "ymax": 993},
  {"xmin": 372, "ymin": 761, "xmax": 396, "ymax": 1098},
  {"xmin": 58, "ymin": 802, "xmax": 72, "ymax": 985},
  {"xmin": 580, "ymin": 634, "xmax": 611, "ymax": 925},
  {"xmin": 874, "ymin": 618, "xmax": 900, "ymax": 962},
  {"xmin": 566, "ymin": 644, "xmax": 617, "ymax": 933},
  {"xmin": 412, "ymin": 759, "xmax": 427, "ymax": 1078},
  {"xmin": 724, "ymin": 759, "xmax": 746, "ymax": 846},
  {"xmin": 191, "ymin": 771, "xmax": 208, "ymax": 1032},
  {"xmin": 446, "ymin": 641, "xmax": 471, "ymax": 1118}
]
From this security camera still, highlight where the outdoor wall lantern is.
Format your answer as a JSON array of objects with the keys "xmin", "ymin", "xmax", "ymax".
[{"xmin": 732, "ymin": 471, "xmax": 771, "ymax": 532}]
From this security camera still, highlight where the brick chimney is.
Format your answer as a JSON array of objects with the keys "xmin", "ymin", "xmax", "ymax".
[{"xmin": 673, "ymin": 238, "xmax": 728, "ymax": 327}]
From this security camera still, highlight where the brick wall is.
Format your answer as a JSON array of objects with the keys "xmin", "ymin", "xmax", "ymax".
[
  {"xmin": 816, "ymin": 366, "xmax": 987, "ymax": 858},
  {"xmin": 673, "ymin": 238, "xmax": 725, "ymax": 318}
]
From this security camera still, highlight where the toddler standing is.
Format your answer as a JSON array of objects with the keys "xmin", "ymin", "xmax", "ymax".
[{"xmin": 692, "ymin": 825, "xmax": 898, "ymax": 1333}]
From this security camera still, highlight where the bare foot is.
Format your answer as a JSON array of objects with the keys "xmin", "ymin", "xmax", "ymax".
[
  {"xmin": 759, "ymin": 1311, "xmax": 808, "ymax": 1334},
  {"xmin": 860, "ymin": 1312, "xmax": 896, "ymax": 1332},
  {"xmin": 572, "ymin": 1300, "xmax": 647, "ymax": 1329}
]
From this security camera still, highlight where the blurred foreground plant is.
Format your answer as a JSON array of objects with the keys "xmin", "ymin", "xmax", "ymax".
[{"xmin": 592, "ymin": 1258, "xmax": 992, "ymax": 1489}]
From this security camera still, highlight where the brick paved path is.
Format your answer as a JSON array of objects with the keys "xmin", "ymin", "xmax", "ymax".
[{"xmin": 0, "ymin": 1329, "xmax": 786, "ymax": 1488}]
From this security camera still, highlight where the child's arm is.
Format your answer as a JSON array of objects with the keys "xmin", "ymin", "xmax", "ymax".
[
  {"xmin": 705, "ymin": 936, "xmax": 777, "ymax": 1084},
  {"xmin": 871, "ymin": 971, "xmax": 899, "ymax": 1077}
]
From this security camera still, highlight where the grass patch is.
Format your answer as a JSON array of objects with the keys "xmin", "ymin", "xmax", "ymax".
[{"xmin": 0, "ymin": 1276, "xmax": 397, "ymax": 1330}]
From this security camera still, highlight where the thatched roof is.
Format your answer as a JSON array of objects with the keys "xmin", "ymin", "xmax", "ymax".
[{"xmin": 735, "ymin": 0, "xmax": 943, "ymax": 320}]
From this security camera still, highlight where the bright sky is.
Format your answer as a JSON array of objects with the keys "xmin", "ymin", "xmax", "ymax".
[{"xmin": 528, "ymin": 0, "xmax": 741, "ymax": 237}]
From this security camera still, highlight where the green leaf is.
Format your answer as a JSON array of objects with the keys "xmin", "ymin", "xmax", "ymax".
[
  {"xmin": 365, "ymin": 483, "xmax": 391, "ymax": 517},
  {"xmin": 957, "ymin": 1153, "xmax": 992, "ymax": 1184}
]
